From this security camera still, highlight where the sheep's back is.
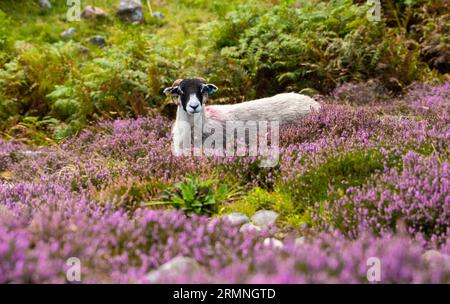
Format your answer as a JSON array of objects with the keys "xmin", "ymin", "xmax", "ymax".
[{"xmin": 205, "ymin": 93, "xmax": 320, "ymax": 124}]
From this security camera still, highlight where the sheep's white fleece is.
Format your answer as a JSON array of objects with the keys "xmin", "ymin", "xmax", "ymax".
[
  {"xmin": 205, "ymin": 93, "xmax": 320, "ymax": 124},
  {"xmin": 172, "ymin": 93, "xmax": 320, "ymax": 155}
]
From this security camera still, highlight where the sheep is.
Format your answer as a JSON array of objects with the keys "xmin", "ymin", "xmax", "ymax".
[{"xmin": 164, "ymin": 77, "xmax": 321, "ymax": 157}]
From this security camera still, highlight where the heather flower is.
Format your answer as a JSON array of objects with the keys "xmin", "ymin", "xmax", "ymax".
[{"xmin": 0, "ymin": 82, "xmax": 448, "ymax": 283}]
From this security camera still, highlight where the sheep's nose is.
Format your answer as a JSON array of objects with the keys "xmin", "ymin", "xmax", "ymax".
[{"xmin": 191, "ymin": 104, "xmax": 199, "ymax": 110}]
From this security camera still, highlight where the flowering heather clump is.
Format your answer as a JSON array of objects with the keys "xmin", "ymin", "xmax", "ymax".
[
  {"xmin": 320, "ymin": 152, "xmax": 450, "ymax": 243},
  {"xmin": 407, "ymin": 82, "xmax": 450, "ymax": 125},
  {"xmin": 0, "ymin": 185, "xmax": 449, "ymax": 283},
  {"xmin": 0, "ymin": 82, "xmax": 449, "ymax": 283},
  {"xmin": 330, "ymin": 80, "xmax": 391, "ymax": 105},
  {"xmin": 0, "ymin": 186, "xmax": 268, "ymax": 283},
  {"xmin": 280, "ymin": 104, "xmax": 387, "ymax": 146},
  {"xmin": 0, "ymin": 139, "xmax": 25, "ymax": 172},
  {"xmin": 155, "ymin": 231, "xmax": 450, "ymax": 284}
]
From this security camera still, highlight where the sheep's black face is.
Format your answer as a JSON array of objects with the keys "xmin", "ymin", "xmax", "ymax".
[
  {"xmin": 164, "ymin": 78, "xmax": 218, "ymax": 115},
  {"xmin": 179, "ymin": 79, "xmax": 205, "ymax": 114}
]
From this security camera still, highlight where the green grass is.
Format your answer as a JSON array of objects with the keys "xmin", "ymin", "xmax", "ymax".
[{"xmin": 283, "ymin": 149, "xmax": 387, "ymax": 212}]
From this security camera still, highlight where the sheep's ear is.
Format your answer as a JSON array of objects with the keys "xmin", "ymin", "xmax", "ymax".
[
  {"xmin": 163, "ymin": 86, "xmax": 181, "ymax": 96},
  {"xmin": 202, "ymin": 84, "xmax": 218, "ymax": 95},
  {"xmin": 163, "ymin": 86, "xmax": 183, "ymax": 105}
]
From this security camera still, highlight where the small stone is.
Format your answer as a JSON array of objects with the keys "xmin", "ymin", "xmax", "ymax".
[
  {"xmin": 251, "ymin": 210, "xmax": 279, "ymax": 227},
  {"xmin": 0, "ymin": 205, "xmax": 15, "ymax": 223},
  {"xmin": 263, "ymin": 238, "xmax": 284, "ymax": 249},
  {"xmin": 423, "ymin": 249, "xmax": 442, "ymax": 262},
  {"xmin": 78, "ymin": 45, "xmax": 90, "ymax": 54},
  {"xmin": 81, "ymin": 6, "xmax": 108, "ymax": 20},
  {"xmin": 39, "ymin": 0, "xmax": 51, "ymax": 9},
  {"xmin": 86, "ymin": 35, "xmax": 106, "ymax": 47},
  {"xmin": 240, "ymin": 223, "xmax": 261, "ymax": 233},
  {"xmin": 117, "ymin": 0, "xmax": 144, "ymax": 23},
  {"xmin": 225, "ymin": 213, "xmax": 249, "ymax": 226},
  {"xmin": 151, "ymin": 11, "xmax": 164, "ymax": 19},
  {"xmin": 61, "ymin": 27, "xmax": 76, "ymax": 39},
  {"xmin": 422, "ymin": 249, "xmax": 446, "ymax": 267},
  {"xmin": 18, "ymin": 150, "xmax": 43, "ymax": 158},
  {"xmin": 146, "ymin": 256, "xmax": 203, "ymax": 283}
]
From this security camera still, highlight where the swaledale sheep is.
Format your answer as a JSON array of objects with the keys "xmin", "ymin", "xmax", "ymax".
[{"xmin": 164, "ymin": 78, "xmax": 321, "ymax": 156}]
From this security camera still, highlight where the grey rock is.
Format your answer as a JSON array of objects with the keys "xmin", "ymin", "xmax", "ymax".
[
  {"xmin": 239, "ymin": 223, "xmax": 262, "ymax": 233},
  {"xmin": 39, "ymin": 0, "xmax": 51, "ymax": 9},
  {"xmin": 86, "ymin": 35, "xmax": 106, "ymax": 47},
  {"xmin": 61, "ymin": 27, "xmax": 76, "ymax": 39},
  {"xmin": 251, "ymin": 210, "xmax": 279, "ymax": 227},
  {"xmin": 225, "ymin": 213, "xmax": 249, "ymax": 226},
  {"xmin": 263, "ymin": 238, "xmax": 284, "ymax": 249},
  {"xmin": 146, "ymin": 256, "xmax": 203, "ymax": 283},
  {"xmin": 117, "ymin": 0, "xmax": 144, "ymax": 23},
  {"xmin": 81, "ymin": 6, "xmax": 108, "ymax": 20}
]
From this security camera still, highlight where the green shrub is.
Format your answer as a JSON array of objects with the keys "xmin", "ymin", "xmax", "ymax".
[
  {"xmin": 0, "ymin": 9, "xmax": 10, "ymax": 59},
  {"xmin": 46, "ymin": 37, "xmax": 156, "ymax": 138},
  {"xmin": 164, "ymin": 176, "xmax": 240, "ymax": 216},
  {"xmin": 0, "ymin": 41, "xmax": 81, "ymax": 131},
  {"xmin": 209, "ymin": 0, "xmax": 429, "ymax": 96}
]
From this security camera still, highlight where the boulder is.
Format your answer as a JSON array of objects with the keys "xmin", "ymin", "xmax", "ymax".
[
  {"xmin": 81, "ymin": 6, "xmax": 107, "ymax": 20},
  {"xmin": 251, "ymin": 210, "xmax": 279, "ymax": 227},
  {"xmin": 117, "ymin": 0, "xmax": 144, "ymax": 23}
]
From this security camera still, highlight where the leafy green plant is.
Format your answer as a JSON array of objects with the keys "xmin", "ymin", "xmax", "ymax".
[
  {"xmin": 209, "ymin": 0, "xmax": 430, "ymax": 96},
  {"xmin": 164, "ymin": 176, "xmax": 240, "ymax": 216},
  {"xmin": 0, "ymin": 9, "xmax": 10, "ymax": 58}
]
